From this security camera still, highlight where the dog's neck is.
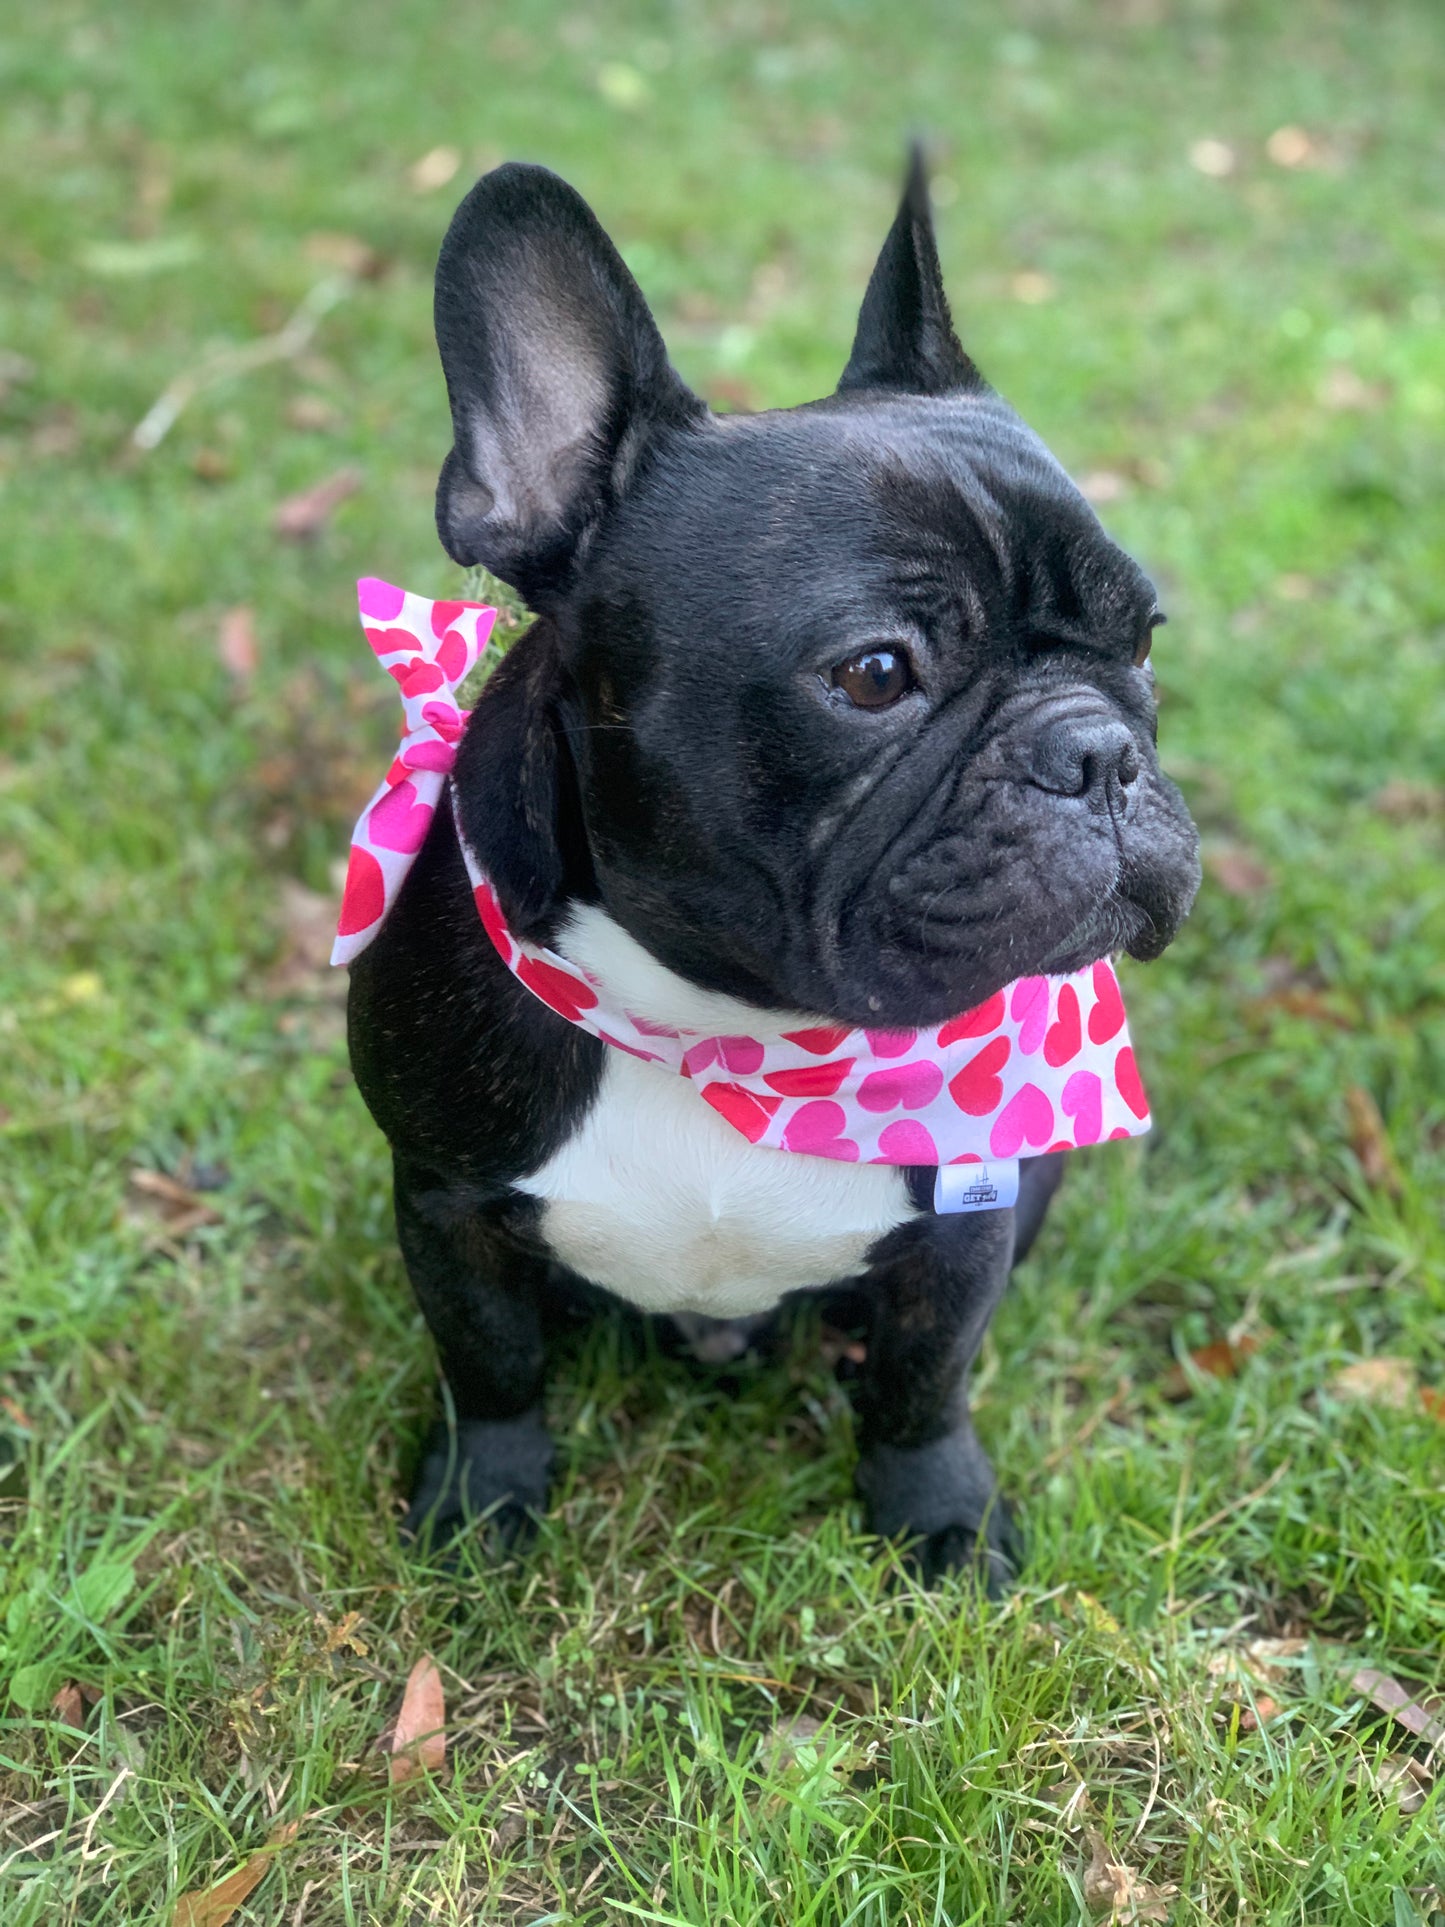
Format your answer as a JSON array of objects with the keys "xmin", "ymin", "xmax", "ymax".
[{"xmin": 553, "ymin": 901, "xmax": 825, "ymax": 1037}]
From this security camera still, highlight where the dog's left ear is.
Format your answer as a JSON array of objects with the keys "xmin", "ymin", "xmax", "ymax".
[
  {"xmin": 434, "ymin": 162, "xmax": 704, "ymax": 610},
  {"xmin": 837, "ymin": 148, "xmax": 984, "ymax": 397}
]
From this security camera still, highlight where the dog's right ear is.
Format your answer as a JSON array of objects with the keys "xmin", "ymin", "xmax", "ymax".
[{"xmin": 434, "ymin": 163, "xmax": 703, "ymax": 610}]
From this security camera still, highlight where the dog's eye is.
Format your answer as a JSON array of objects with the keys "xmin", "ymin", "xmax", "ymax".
[{"xmin": 831, "ymin": 648, "xmax": 915, "ymax": 709}]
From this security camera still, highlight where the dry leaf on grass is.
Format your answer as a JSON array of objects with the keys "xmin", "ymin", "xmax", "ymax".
[
  {"xmin": 1207, "ymin": 844, "xmax": 1274, "ymax": 898},
  {"xmin": 173, "ymin": 1820, "xmax": 300, "ymax": 1927},
  {"xmin": 128, "ymin": 1168, "xmax": 222, "ymax": 1237},
  {"xmin": 1348, "ymin": 1754, "xmax": 1431, "ymax": 1814},
  {"xmin": 265, "ymin": 879, "xmax": 343, "ymax": 998},
  {"xmin": 1372, "ymin": 779, "xmax": 1445, "ymax": 823},
  {"xmin": 1330, "ymin": 1357, "xmax": 1416, "ymax": 1410},
  {"xmin": 1160, "ymin": 1331, "xmax": 1263, "ymax": 1400},
  {"xmin": 1350, "ymin": 1668, "xmax": 1445, "ymax": 1748},
  {"xmin": 272, "ymin": 465, "xmax": 361, "ymax": 540},
  {"xmin": 409, "ymin": 145, "xmax": 461, "ymax": 193},
  {"xmin": 1344, "ymin": 1085, "xmax": 1403, "ymax": 1197},
  {"xmin": 1188, "ymin": 137, "xmax": 1235, "ymax": 177},
  {"xmin": 1082, "ymin": 1830, "xmax": 1177, "ymax": 1923},
  {"xmin": 383, "ymin": 1654, "xmax": 447, "ymax": 1784},
  {"xmin": 303, "ymin": 231, "xmax": 385, "ymax": 279},
  {"xmin": 51, "ymin": 1681, "xmax": 89, "ymax": 1728},
  {"xmin": 217, "ymin": 606, "xmax": 258, "ymax": 687}
]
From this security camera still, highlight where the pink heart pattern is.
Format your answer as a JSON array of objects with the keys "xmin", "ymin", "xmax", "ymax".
[
  {"xmin": 334, "ymin": 580, "xmax": 1153, "ymax": 1179},
  {"xmin": 330, "ymin": 580, "xmax": 498, "ymax": 966}
]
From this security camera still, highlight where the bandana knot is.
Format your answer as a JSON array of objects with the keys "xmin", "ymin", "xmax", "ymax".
[{"xmin": 331, "ymin": 578, "xmax": 498, "ymax": 964}]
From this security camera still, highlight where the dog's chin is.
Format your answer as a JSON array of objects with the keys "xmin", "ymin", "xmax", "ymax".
[{"xmin": 818, "ymin": 891, "xmax": 1176, "ymax": 1031}]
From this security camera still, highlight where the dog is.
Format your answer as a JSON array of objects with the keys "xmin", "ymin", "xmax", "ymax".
[{"xmin": 345, "ymin": 154, "xmax": 1201, "ymax": 1587}]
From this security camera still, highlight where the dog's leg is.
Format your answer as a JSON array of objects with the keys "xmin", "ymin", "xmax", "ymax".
[
  {"xmin": 852, "ymin": 1210, "xmax": 1018, "ymax": 1591},
  {"xmin": 394, "ymin": 1160, "xmax": 554, "ymax": 1547}
]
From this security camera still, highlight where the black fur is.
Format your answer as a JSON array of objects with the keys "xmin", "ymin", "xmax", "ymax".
[{"xmin": 348, "ymin": 158, "xmax": 1200, "ymax": 1586}]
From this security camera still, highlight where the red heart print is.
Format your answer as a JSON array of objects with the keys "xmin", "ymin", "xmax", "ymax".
[
  {"xmin": 401, "ymin": 738, "xmax": 454, "ymax": 772},
  {"xmin": 764, "ymin": 1059, "xmax": 854, "ymax": 1098},
  {"xmin": 435, "ymin": 628, "xmax": 469, "ymax": 683},
  {"xmin": 1044, "ymin": 984, "xmax": 1082, "ymax": 1067},
  {"xmin": 1060, "ymin": 1068, "xmax": 1103, "ymax": 1145},
  {"xmin": 402, "ymin": 661, "xmax": 445, "ymax": 698},
  {"xmin": 1088, "ymin": 960, "xmax": 1126, "ymax": 1044},
  {"xmin": 358, "ymin": 578, "xmax": 406, "ymax": 622},
  {"xmin": 1010, "ymin": 976, "xmax": 1050, "ymax": 1054},
  {"xmin": 865, "ymin": 1029, "xmax": 918, "ymax": 1058},
  {"xmin": 683, "ymin": 1034, "xmax": 766, "ymax": 1077},
  {"xmin": 473, "ymin": 882, "xmax": 516, "ymax": 963},
  {"xmin": 938, "ymin": 991, "xmax": 1006, "ymax": 1047},
  {"xmin": 1114, "ymin": 1045, "xmax": 1148, "ymax": 1119},
  {"xmin": 632, "ymin": 1015, "xmax": 682, "ymax": 1038},
  {"xmin": 782, "ymin": 1025, "xmax": 853, "ymax": 1055},
  {"xmin": 702, "ymin": 1081, "xmax": 781, "ymax": 1142},
  {"xmin": 336, "ymin": 846, "xmax": 385, "ymax": 936},
  {"xmin": 781, "ymin": 1100, "xmax": 858, "ymax": 1162},
  {"xmin": 430, "ymin": 600, "xmax": 467, "ymax": 637},
  {"xmin": 368, "ymin": 778, "xmax": 433, "ymax": 854},
  {"xmin": 948, "ymin": 1035, "xmax": 1011, "ymax": 1115},
  {"xmin": 857, "ymin": 1060, "xmax": 944, "ymax": 1113},
  {"xmin": 989, "ymin": 1082, "xmax": 1055, "ymax": 1157},
  {"xmin": 516, "ymin": 955, "xmax": 598, "ymax": 1022},
  {"xmin": 365, "ymin": 625, "xmax": 413, "ymax": 659},
  {"xmin": 875, "ymin": 1119, "xmax": 939, "ymax": 1163}
]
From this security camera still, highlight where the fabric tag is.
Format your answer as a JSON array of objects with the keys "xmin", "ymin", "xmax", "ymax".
[{"xmin": 932, "ymin": 1159, "xmax": 1021, "ymax": 1215}]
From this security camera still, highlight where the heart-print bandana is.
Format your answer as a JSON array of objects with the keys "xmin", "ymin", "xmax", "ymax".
[{"xmin": 334, "ymin": 580, "xmax": 1152, "ymax": 1211}]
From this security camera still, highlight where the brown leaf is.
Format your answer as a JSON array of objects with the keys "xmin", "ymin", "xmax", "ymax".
[
  {"xmin": 1238, "ymin": 1693, "xmax": 1280, "ymax": 1731},
  {"xmin": 1010, "ymin": 269, "xmax": 1056, "ymax": 304},
  {"xmin": 1331, "ymin": 1357, "xmax": 1416, "ymax": 1409},
  {"xmin": 1244, "ymin": 985, "xmax": 1354, "ymax": 1030},
  {"xmin": 303, "ymin": 231, "xmax": 385, "ymax": 279},
  {"xmin": 386, "ymin": 1654, "xmax": 446, "ymax": 1784},
  {"xmin": 1348, "ymin": 1753, "xmax": 1431, "ymax": 1813},
  {"xmin": 285, "ymin": 393, "xmax": 340, "ymax": 432},
  {"xmin": 1265, "ymin": 124, "xmax": 1318, "ymax": 169},
  {"xmin": 1082, "ymin": 1830, "xmax": 1176, "ymax": 1922},
  {"xmin": 1421, "ymin": 1386, "xmax": 1445, "ymax": 1423},
  {"xmin": 1207, "ymin": 844, "xmax": 1274, "ymax": 897},
  {"xmin": 217, "ymin": 606, "xmax": 258, "ymax": 687},
  {"xmin": 1188, "ymin": 137, "xmax": 1235, "ymax": 177},
  {"xmin": 1372, "ymin": 779, "xmax": 1445, "ymax": 823},
  {"xmin": 128, "ymin": 1168, "xmax": 222, "ymax": 1231},
  {"xmin": 408, "ymin": 145, "xmax": 462, "ymax": 193},
  {"xmin": 51, "ymin": 1682, "xmax": 87, "ymax": 1728},
  {"xmin": 1159, "ymin": 1332, "xmax": 1263, "ymax": 1401},
  {"xmin": 173, "ymin": 1820, "xmax": 300, "ymax": 1927},
  {"xmin": 272, "ymin": 465, "xmax": 361, "ymax": 540},
  {"xmin": 760, "ymin": 1713, "xmax": 826, "ymax": 1774},
  {"xmin": 1350, "ymin": 1668, "xmax": 1445, "ymax": 1748},
  {"xmin": 1344, "ymin": 1086, "xmax": 1403, "ymax": 1197},
  {"xmin": 1077, "ymin": 469, "xmax": 1130, "ymax": 507},
  {"xmin": 265, "ymin": 879, "xmax": 340, "ymax": 997}
]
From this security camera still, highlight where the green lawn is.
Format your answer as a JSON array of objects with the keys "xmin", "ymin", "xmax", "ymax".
[{"xmin": 3, "ymin": 1, "xmax": 1444, "ymax": 1920}]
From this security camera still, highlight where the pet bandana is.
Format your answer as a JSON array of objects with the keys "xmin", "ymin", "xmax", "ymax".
[{"xmin": 334, "ymin": 580, "xmax": 1152, "ymax": 1213}]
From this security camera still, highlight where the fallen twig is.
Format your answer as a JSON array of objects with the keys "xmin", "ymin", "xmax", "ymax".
[{"xmin": 130, "ymin": 273, "xmax": 353, "ymax": 452}]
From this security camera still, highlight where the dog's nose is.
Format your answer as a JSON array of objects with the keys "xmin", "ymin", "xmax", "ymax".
[{"xmin": 1028, "ymin": 715, "xmax": 1140, "ymax": 806}]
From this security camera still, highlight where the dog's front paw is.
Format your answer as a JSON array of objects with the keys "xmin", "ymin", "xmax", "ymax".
[
  {"xmin": 856, "ymin": 1430, "xmax": 1020, "ymax": 1596},
  {"xmin": 403, "ymin": 1411, "xmax": 554, "ymax": 1552}
]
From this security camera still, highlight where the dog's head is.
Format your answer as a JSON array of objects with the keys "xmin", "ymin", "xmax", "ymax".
[{"xmin": 439, "ymin": 160, "xmax": 1200, "ymax": 1027}]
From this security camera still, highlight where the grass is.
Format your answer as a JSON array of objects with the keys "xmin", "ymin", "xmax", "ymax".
[{"xmin": 2, "ymin": 0, "xmax": 1444, "ymax": 1919}]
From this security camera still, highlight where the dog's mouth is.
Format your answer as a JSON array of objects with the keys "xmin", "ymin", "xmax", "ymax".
[{"xmin": 1036, "ymin": 886, "xmax": 1159, "ymax": 972}]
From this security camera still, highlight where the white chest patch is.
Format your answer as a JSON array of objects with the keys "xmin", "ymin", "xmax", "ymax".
[
  {"xmin": 515, "ymin": 1048, "xmax": 912, "ymax": 1317},
  {"xmin": 512, "ymin": 904, "xmax": 916, "ymax": 1318}
]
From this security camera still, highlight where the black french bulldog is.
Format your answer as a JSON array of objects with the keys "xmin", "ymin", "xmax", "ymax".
[{"xmin": 347, "ymin": 155, "xmax": 1200, "ymax": 1587}]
